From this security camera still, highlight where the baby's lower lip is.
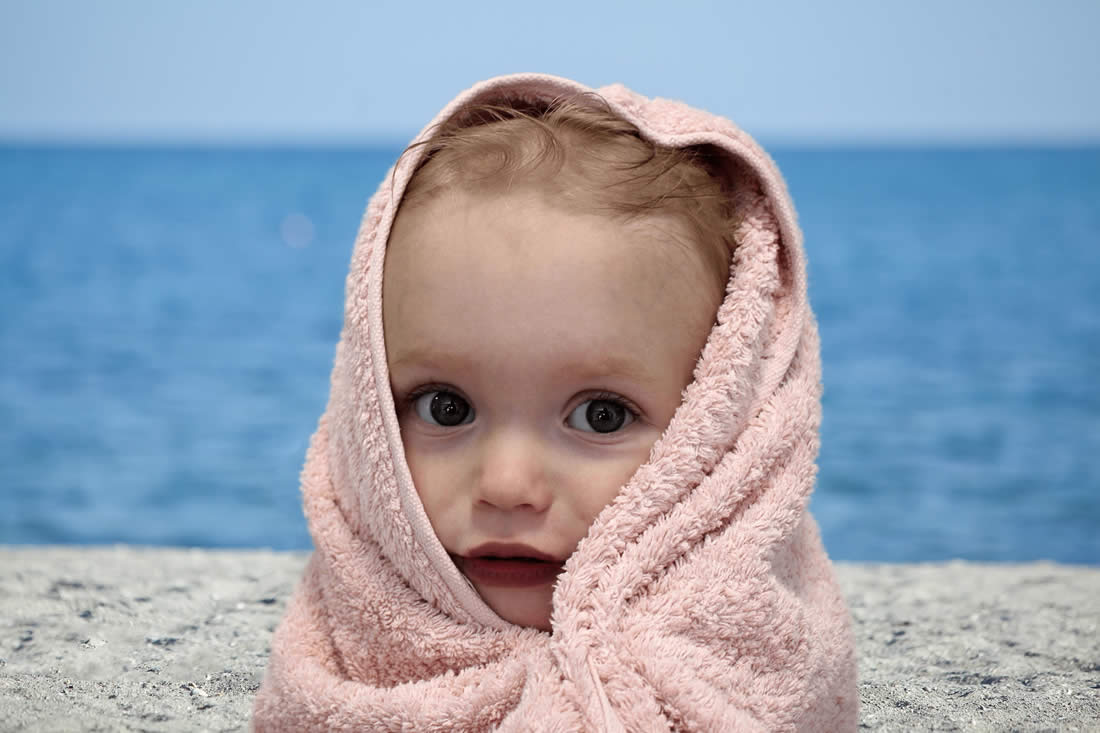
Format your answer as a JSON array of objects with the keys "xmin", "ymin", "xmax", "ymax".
[{"xmin": 457, "ymin": 557, "xmax": 565, "ymax": 587}]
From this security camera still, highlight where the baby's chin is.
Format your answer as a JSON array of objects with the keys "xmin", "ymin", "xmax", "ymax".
[{"xmin": 466, "ymin": 574, "xmax": 556, "ymax": 631}]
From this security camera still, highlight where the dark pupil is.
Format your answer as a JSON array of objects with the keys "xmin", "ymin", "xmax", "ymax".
[
  {"xmin": 586, "ymin": 400, "xmax": 626, "ymax": 433},
  {"xmin": 430, "ymin": 392, "xmax": 469, "ymax": 426}
]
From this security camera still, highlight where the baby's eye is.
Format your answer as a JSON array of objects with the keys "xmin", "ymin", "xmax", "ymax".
[
  {"xmin": 413, "ymin": 390, "xmax": 474, "ymax": 427},
  {"xmin": 567, "ymin": 398, "xmax": 635, "ymax": 434}
]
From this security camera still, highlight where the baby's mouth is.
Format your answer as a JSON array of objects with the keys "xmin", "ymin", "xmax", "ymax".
[{"xmin": 455, "ymin": 543, "xmax": 566, "ymax": 588}]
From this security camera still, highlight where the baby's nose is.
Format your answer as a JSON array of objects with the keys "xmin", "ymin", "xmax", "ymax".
[{"xmin": 473, "ymin": 430, "xmax": 552, "ymax": 513}]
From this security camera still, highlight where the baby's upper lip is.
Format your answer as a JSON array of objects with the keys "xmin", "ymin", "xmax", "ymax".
[{"xmin": 463, "ymin": 542, "xmax": 564, "ymax": 563}]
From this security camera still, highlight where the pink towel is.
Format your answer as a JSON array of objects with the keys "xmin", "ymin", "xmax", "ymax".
[{"xmin": 253, "ymin": 73, "xmax": 858, "ymax": 731}]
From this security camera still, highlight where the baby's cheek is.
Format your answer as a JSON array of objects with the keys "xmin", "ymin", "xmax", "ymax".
[
  {"xmin": 574, "ymin": 455, "xmax": 646, "ymax": 523},
  {"xmin": 403, "ymin": 445, "xmax": 459, "ymax": 520}
]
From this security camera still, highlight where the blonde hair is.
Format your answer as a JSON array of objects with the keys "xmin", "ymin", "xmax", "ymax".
[{"xmin": 396, "ymin": 95, "xmax": 735, "ymax": 299}]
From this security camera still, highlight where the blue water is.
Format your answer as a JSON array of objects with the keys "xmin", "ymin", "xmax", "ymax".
[{"xmin": 1, "ymin": 145, "xmax": 1097, "ymax": 564}]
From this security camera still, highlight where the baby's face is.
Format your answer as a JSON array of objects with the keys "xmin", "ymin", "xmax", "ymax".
[{"xmin": 383, "ymin": 189, "xmax": 720, "ymax": 630}]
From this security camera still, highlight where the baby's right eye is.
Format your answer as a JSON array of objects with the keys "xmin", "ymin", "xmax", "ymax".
[{"xmin": 413, "ymin": 390, "xmax": 474, "ymax": 427}]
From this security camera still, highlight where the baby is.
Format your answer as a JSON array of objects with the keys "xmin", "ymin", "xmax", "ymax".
[
  {"xmin": 255, "ymin": 74, "xmax": 857, "ymax": 731},
  {"xmin": 383, "ymin": 99, "xmax": 731, "ymax": 630}
]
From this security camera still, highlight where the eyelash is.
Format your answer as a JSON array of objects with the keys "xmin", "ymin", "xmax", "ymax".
[
  {"xmin": 581, "ymin": 391, "xmax": 642, "ymax": 421},
  {"xmin": 403, "ymin": 382, "xmax": 463, "ymax": 407}
]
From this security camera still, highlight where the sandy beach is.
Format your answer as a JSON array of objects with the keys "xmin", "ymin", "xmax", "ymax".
[{"xmin": 1, "ymin": 546, "xmax": 1097, "ymax": 731}]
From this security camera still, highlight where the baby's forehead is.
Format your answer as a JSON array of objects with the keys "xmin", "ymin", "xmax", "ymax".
[
  {"xmin": 383, "ymin": 188, "xmax": 722, "ymax": 390},
  {"xmin": 389, "ymin": 188, "xmax": 701, "ymax": 276}
]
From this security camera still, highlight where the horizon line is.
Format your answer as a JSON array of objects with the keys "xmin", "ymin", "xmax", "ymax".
[{"xmin": 3, "ymin": 133, "xmax": 1100, "ymax": 151}]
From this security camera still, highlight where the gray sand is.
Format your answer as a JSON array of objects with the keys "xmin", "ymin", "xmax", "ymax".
[{"xmin": 1, "ymin": 547, "xmax": 1097, "ymax": 732}]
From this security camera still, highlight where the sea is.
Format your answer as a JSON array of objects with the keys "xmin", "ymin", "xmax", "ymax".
[{"xmin": 1, "ymin": 144, "xmax": 1097, "ymax": 564}]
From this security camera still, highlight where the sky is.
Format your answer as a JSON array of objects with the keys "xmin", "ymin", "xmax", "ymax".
[{"xmin": 1, "ymin": 0, "xmax": 1098, "ymax": 145}]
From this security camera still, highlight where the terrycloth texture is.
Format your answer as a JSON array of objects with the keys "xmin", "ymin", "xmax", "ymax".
[{"xmin": 253, "ymin": 73, "xmax": 858, "ymax": 732}]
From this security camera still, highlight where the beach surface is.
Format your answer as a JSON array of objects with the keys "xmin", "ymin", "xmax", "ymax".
[{"xmin": 1, "ymin": 546, "xmax": 1097, "ymax": 731}]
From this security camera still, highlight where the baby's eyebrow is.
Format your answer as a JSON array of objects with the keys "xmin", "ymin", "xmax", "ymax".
[
  {"xmin": 388, "ymin": 347, "xmax": 657, "ymax": 385},
  {"xmin": 388, "ymin": 346, "xmax": 473, "ymax": 370},
  {"xmin": 552, "ymin": 353, "xmax": 656, "ymax": 384}
]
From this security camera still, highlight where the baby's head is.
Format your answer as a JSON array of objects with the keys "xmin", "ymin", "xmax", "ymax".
[{"xmin": 382, "ymin": 97, "xmax": 735, "ymax": 629}]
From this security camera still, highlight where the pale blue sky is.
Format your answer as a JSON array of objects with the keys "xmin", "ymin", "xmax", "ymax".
[{"xmin": 2, "ymin": 0, "xmax": 1098, "ymax": 144}]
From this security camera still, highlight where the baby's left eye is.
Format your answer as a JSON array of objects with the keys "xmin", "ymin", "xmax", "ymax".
[{"xmin": 567, "ymin": 399, "xmax": 635, "ymax": 434}]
